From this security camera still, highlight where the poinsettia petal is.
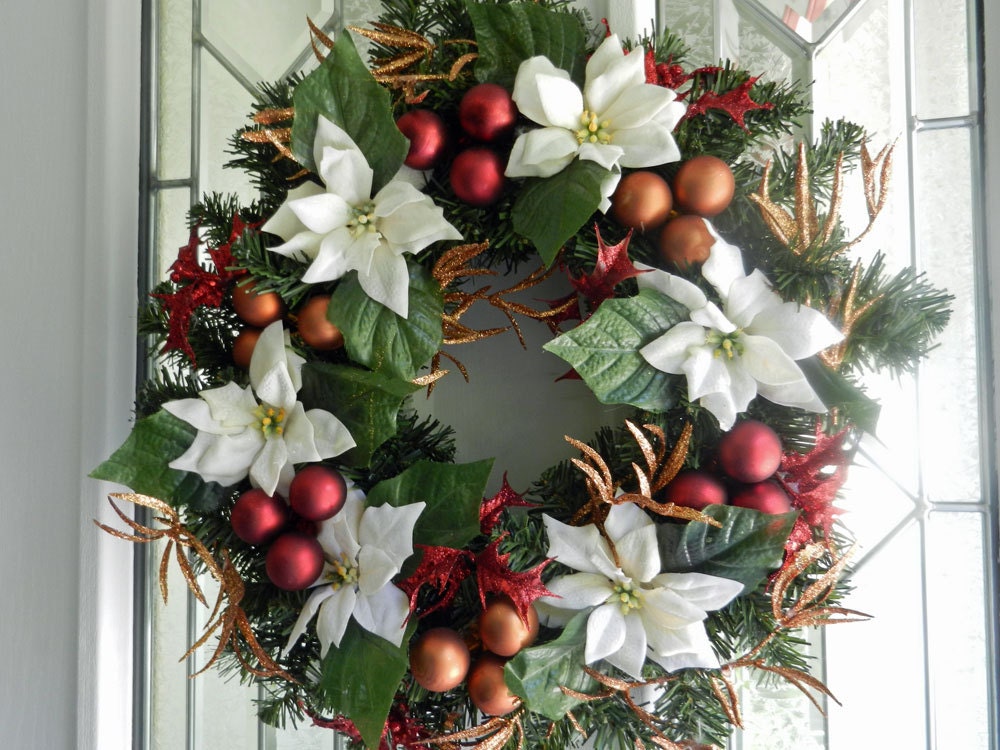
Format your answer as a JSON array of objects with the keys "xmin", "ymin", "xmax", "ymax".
[
  {"xmin": 690, "ymin": 301, "xmax": 737, "ymax": 333},
  {"xmin": 755, "ymin": 373, "xmax": 828, "ymax": 413},
  {"xmin": 601, "ymin": 83, "xmax": 673, "ymax": 129},
  {"xmin": 250, "ymin": 322, "xmax": 298, "ymax": 410},
  {"xmin": 640, "ymin": 322, "xmax": 707, "ymax": 374},
  {"xmin": 353, "ymin": 583, "xmax": 409, "ymax": 647},
  {"xmin": 537, "ymin": 73, "xmax": 586, "ymax": 131},
  {"xmin": 612, "ymin": 122, "xmax": 681, "ymax": 168},
  {"xmin": 262, "ymin": 182, "xmax": 324, "ymax": 241},
  {"xmin": 577, "ymin": 142, "xmax": 625, "ymax": 172},
  {"xmin": 603, "ymin": 611, "xmax": 647, "ymax": 679},
  {"xmin": 723, "ymin": 270, "xmax": 777, "ymax": 329},
  {"xmin": 543, "ymin": 514, "xmax": 620, "ymax": 579},
  {"xmin": 512, "ymin": 56, "xmax": 574, "ymax": 127},
  {"xmin": 684, "ymin": 346, "xmax": 732, "ymax": 402},
  {"xmin": 356, "ymin": 243, "xmax": 412, "ymax": 318},
  {"xmin": 358, "ymin": 546, "xmax": 398, "ymax": 595},
  {"xmin": 302, "ymin": 408, "xmax": 356, "ymax": 460},
  {"xmin": 544, "ymin": 572, "xmax": 613, "ymax": 611},
  {"xmin": 249, "ymin": 433, "xmax": 289, "ymax": 497},
  {"xmin": 288, "ymin": 192, "xmax": 353, "ymax": 236},
  {"xmin": 585, "ymin": 37, "xmax": 645, "ymax": 115},
  {"xmin": 505, "ymin": 128, "xmax": 579, "ymax": 178},
  {"xmin": 359, "ymin": 501, "xmax": 424, "ymax": 571},
  {"xmin": 699, "ymin": 390, "xmax": 740, "ymax": 431},
  {"xmin": 635, "ymin": 264, "xmax": 708, "ymax": 311},
  {"xmin": 646, "ymin": 621, "xmax": 721, "ymax": 672},
  {"xmin": 613, "ymin": 524, "xmax": 660, "ymax": 584},
  {"xmin": 302, "ymin": 228, "xmax": 378, "ymax": 284},
  {"xmin": 267, "ymin": 229, "xmax": 325, "ymax": 261},
  {"xmin": 701, "ymin": 223, "xmax": 747, "ymax": 298},
  {"xmin": 163, "ymin": 387, "xmax": 242, "ymax": 433},
  {"xmin": 168, "ymin": 430, "xmax": 257, "ymax": 487},
  {"xmin": 316, "ymin": 585, "xmax": 358, "ymax": 656},
  {"xmin": 280, "ymin": 403, "xmax": 321, "ymax": 465},
  {"xmin": 740, "ymin": 334, "xmax": 810, "ymax": 387},
  {"xmin": 283, "ymin": 585, "xmax": 337, "ymax": 656},
  {"xmin": 314, "ymin": 116, "xmax": 373, "ymax": 203},
  {"xmin": 748, "ymin": 299, "xmax": 845, "ymax": 359},
  {"xmin": 375, "ymin": 186, "xmax": 462, "ymax": 255},
  {"xmin": 603, "ymin": 502, "xmax": 652, "ymax": 542},
  {"xmin": 198, "ymin": 383, "xmax": 258, "ymax": 429},
  {"xmin": 318, "ymin": 491, "xmax": 364, "ymax": 561},
  {"xmin": 584, "ymin": 602, "xmax": 628, "ymax": 664},
  {"xmin": 651, "ymin": 572, "xmax": 744, "ymax": 612}
]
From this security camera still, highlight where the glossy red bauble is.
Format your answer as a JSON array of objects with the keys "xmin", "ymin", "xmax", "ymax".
[
  {"xmin": 479, "ymin": 599, "xmax": 539, "ymax": 657},
  {"xmin": 663, "ymin": 469, "xmax": 727, "ymax": 511},
  {"xmin": 232, "ymin": 279, "xmax": 285, "ymax": 328},
  {"xmin": 232, "ymin": 327, "xmax": 262, "ymax": 369},
  {"xmin": 467, "ymin": 654, "xmax": 519, "ymax": 716},
  {"xmin": 230, "ymin": 488, "xmax": 288, "ymax": 545},
  {"xmin": 718, "ymin": 420, "xmax": 783, "ymax": 484},
  {"xmin": 672, "ymin": 155, "xmax": 736, "ymax": 217},
  {"xmin": 397, "ymin": 109, "xmax": 449, "ymax": 170},
  {"xmin": 265, "ymin": 532, "xmax": 324, "ymax": 591},
  {"xmin": 611, "ymin": 171, "xmax": 673, "ymax": 231},
  {"xmin": 459, "ymin": 83, "xmax": 517, "ymax": 142},
  {"xmin": 409, "ymin": 627, "xmax": 471, "ymax": 693},
  {"xmin": 450, "ymin": 148, "xmax": 506, "ymax": 207},
  {"xmin": 658, "ymin": 215, "xmax": 715, "ymax": 267},
  {"xmin": 731, "ymin": 480, "xmax": 792, "ymax": 515},
  {"xmin": 289, "ymin": 465, "xmax": 348, "ymax": 522},
  {"xmin": 296, "ymin": 295, "xmax": 344, "ymax": 351}
]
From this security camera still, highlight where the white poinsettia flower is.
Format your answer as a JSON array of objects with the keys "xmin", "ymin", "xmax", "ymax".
[
  {"xmin": 162, "ymin": 321, "xmax": 355, "ymax": 497},
  {"xmin": 540, "ymin": 504, "xmax": 742, "ymax": 678},
  {"xmin": 638, "ymin": 221, "xmax": 844, "ymax": 430},
  {"xmin": 505, "ymin": 34, "xmax": 687, "ymax": 211},
  {"xmin": 262, "ymin": 116, "xmax": 462, "ymax": 318},
  {"xmin": 283, "ymin": 487, "xmax": 425, "ymax": 656}
]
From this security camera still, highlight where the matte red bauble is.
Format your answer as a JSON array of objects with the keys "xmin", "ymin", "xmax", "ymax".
[
  {"xmin": 657, "ymin": 214, "xmax": 714, "ymax": 267},
  {"xmin": 479, "ymin": 599, "xmax": 539, "ymax": 657},
  {"xmin": 289, "ymin": 465, "xmax": 348, "ymax": 522},
  {"xmin": 450, "ymin": 148, "xmax": 505, "ymax": 207},
  {"xmin": 265, "ymin": 532, "xmax": 324, "ymax": 591},
  {"xmin": 611, "ymin": 171, "xmax": 673, "ymax": 231},
  {"xmin": 731, "ymin": 480, "xmax": 792, "ymax": 515},
  {"xmin": 459, "ymin": 83, "xmax": 517, "ymax": 142},
  {"xmin": 409, "ymin": 627, "xmax": 471, "ymax": 692},
  {"xmin": 230, "ymin": 488, "xmax": 287, "ymax": 545},
  {"xmin": 672, "ymin": 155, "xmax": 735, "ymax": 217},
  {"xmin": 232, "ymin": 327, "xmax": 262, "ymax": 369},
  {"xmin": 663, "ymin": 469, "xmax": 727, "ymax": 511},
  {"xmin": 296, "ymin": 295, "xmax": 344, "ymax": 351},
  {"xmin": 397, "ymin": 109, "xmax": 449, "ymax": 170},
  {"xmin": 467, "ymin": 654, "xmax": 518, "ymax": 716},
  {"xmin": 232, "ymin": 279, "xmax": 285, "ymax": 327},
  {"xmin": 718, "ymin": 420, "xmax": 783, "ymax": 483}
]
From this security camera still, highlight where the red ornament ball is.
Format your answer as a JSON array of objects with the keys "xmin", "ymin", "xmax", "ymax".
[
  {"xmin": 397, "ymin": 109, "xmax": 449, "ymax": 170},
  {"xmin": 658, "ymin": 214, "xmax": 715, "ymax": 267},
  {"xmin": 230, "ymin": 488, "xmax": 288, "ymax": 545},
  {"xmin": 467, "ymin": 654, "xmax": 519, "ymax": 716},
  {"xmin": 409, "ymin": 627, "xmax": 471, "ymax": 693},
  {"xmin": 289, "ymin": 465, "xmax": 348, "ymax": 522},
  {"xmin": 672, "ymin": 155, "xmax": 736, "ymax": 217},
  {"xmin": 731, "ymin": 480, "xmax": 792, "ymax": 515},
  {"xmin": 459, "ymin": 83, "xmax": 517, "ymax": 142},
  {"xmin": 265, "ymin": 532, "xmax": 324, "ymax": 591},
  {"xmin": 296, "ymin": 295, "xmax": 344, "ymax": 351},
  {"xmin": 663, "ymin": 469, "xmax": 727, "ymax": 511},
  {"xmin": 450, "ymin": 148, "xmax": 506, "ymax": 207},
  {"xmin": 232, "ymin": 327, "xmax": 262, "ymax": 369},
  {"xmin": 718, "ymin": 420, "xmax": 783, "ymax": 484},
  {"xmin": 232, "ymin": 279, "xmax": 285, "ymax": 328},
  {"xmin": 479, "ymin": 599, "xmax": 539, "ymax": 657},
  {"xmin": 610, "ymin": 171, "xmax": 673, "ymax": 232}
]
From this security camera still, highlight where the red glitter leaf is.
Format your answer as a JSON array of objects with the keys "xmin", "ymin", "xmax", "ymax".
[
  {"xmin": 645, "ymin": 49, "xmax": 693, "ymax": 91},
  {"xmin": 476, "ymin": 535, "xmax": 554, "ymax": 623},
  {"xmin": 396, "ymin": 545, "xmax": 474, "ymax": 619},
  {"xmin": 540, "ymin": 289, "xmax": 582, "ymax": 334},
  {"xmin": 569, "ymin": 226, "xmax": 647, "ymax": 309},
  {"xmin": 683, "ymin": 76, "xmax": 773, "ymax": 131},
  {"xmin": 777, "ymin": 425, "xmax": 852, "ymax": 535},
  {"xmin": 480, "ymin": 472, "xmax": 537, "ymax": 534},
  {"xmin": 309, "ymin": 703, "xmax": 429, "ymax": 749}
]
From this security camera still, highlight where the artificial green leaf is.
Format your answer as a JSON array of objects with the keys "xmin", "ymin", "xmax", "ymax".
[
  {"xmin": 543, "ymin": 288, "xmax": 688, "ymax": 411},
  {"xmin": 512, "ymin": 160, "xmax": 608, "ymax": 266},
  {"xmin": 89, "ymin": 410, "xmax": 231, "ymax": 512},
  {"xmin": 466, "ymin": 0, "xmax": 586, "ymax": 87},
  {"xmin": 290, "ymin": 31, "xmax": 408, "ymax": 192},
  {"xmin": 319, "ymin": 619, "xmax": 416, "ymax": 749},
  {"xmin": 656, "ymin": 504, "xmax": 798, "ymax": 590},
  {"xmin": 299, "ymin": 364, "xmax": 419, "ymax": 467},
  {"xmin": 366, "ymin": 459, "xmax": 493, "ymax": 553},
  {"xmin": 798, "ymin": 356, "xmax": 881, "ymax": 436},
  {"xmin": 328, "ymin": 265, "xmax": 444, "ymax": 381},
  {"xmin": 505, "ymin": 611, "xmax": 597, "ymax": 721}
]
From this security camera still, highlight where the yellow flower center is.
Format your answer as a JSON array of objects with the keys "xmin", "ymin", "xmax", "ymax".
[
  {"xmin": 254, "ymin": 404, "xmax": 286, "ymax": 437},
  {"xmin": 347, "ymin": 201, "xmax": 379, "ymax": 239},
  {"xmin": 706, "ymin": 329, "xmax": 745, "ymax": 359},
  {"xmin": 575, "ymin": 110, "xmax": 612, "ymax": 145},
  {"xmin": 609, "ymin": 581, "xmax": 642, "ymax": 614},
  {"xmin": 324, "ymin": 552, "xmax": 360, "ymax": 590}
]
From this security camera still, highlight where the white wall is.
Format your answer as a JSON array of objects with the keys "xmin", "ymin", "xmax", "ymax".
[{"xmin": 0, "ymin": 1, "xmax": 139, "ymax": 748}]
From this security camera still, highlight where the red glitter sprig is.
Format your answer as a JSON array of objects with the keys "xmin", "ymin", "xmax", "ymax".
[
  {"xmin": 476, "ymin": 534, "xmax": 554, "ymax": 624},
  {"xmin": 480, "ymin": 473, "xmax": 537, "ymax": 534}
]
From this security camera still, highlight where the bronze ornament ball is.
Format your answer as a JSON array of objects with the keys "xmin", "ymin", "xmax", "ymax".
[
  {"xmin": 672, "ymin": 155, "xmax": 736, "ymax": 217},
  {"xmin": 232, "ymin": 327, "xmax": 262, "ymax": 368},
  {"xmin": 657, "ymin": 214, "xmax": 715, "ymax": 267},
  {"xmin": 467, "ymin": 654, "xmax": 519, "ymax": 716},
  {"xmin": 232, "ymin": 279, "xmax": 286, "ymax": 328},
  {"xmin": 610, "ymin": 171, "xmax": 673, "ymax": 231},
  {"xmin": 409, "ymin": 627, "xmax": 471, "ymax": 693},
  {"xmin": 479, "ymin": 599, "xmax": 539, "ymax": 657},
  {"xmin": 296, "ymin": 295, "xmax": 344, "ymax": 351}
]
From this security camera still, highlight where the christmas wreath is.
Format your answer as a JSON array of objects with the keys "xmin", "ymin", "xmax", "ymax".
[{"xmin": 92, "ymin": 1, "xmax": 953, "ymax": 748}]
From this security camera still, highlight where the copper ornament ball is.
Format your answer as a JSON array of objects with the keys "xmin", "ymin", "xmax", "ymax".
[
  {"xmin": 672, "ymin": 155, "xmax": 736, "ymax": 217},
  {"xmin": 467, "ymin": 654, "xmax": 519, "ymax": 716},
  {"xmin": 657, "ymin": 214, "xmax": 715, "ymax": 267},
  {"xmin": 232, "ymin": 327, "xmax": 262, "ymax": 368},
  {"xmin": 479, "ymin": 599, "xmax": 539, "ymax": 657},
  {"xmin": 409, "ymin": 627, "xmax": 471, "ymax": 693},
  {"xmin": 296, "ymin": 295, "xmax": 344, "ymax": 351},
  {"xmin": 232, "ymin": 279, "xmax": 286, "ymax": 328},
  {"xmin": 611, "ymin": 171, "xmax": 673, "ymax": 231}
]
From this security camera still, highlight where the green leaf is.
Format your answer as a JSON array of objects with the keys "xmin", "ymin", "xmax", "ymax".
[
  {"xmin": 543, "ymin": 288, "xmax": 688, "ymax": 411},
  {"xmin": 319, "ymin": 620, "xmax": 416, "ymax": 749},
  {"xmin": 512, "ymin": 160, "xmax": 608, "ymax": 266},
  {"xmin": 505, "ymin": 611, "xmax": 597, "ymax": 721},
  {"xmin": 291, "ymin": 31, "xmax": 407, "ymax": 192},
  {"xmin": 299, "ymin": 364, "xmax": 419, "ymax": 467},
  {"xmin": 89, "ymin": 410, "xmax": 230, "ymax": 512},
  {"xmin": 656, "ymin": 505, "xmax": 799, "ymax": 590},
  {"xmin": 466, "ymin": 0, "xmax": 586, "ymax": 87},
  {"xmin": 366, "ymin": 459, "xmax": 493, "ymax": 553},
  {"xmin": 798, "ymin": 356, "xmax": 881, "ymax": 435},
  {"xmin": 327, "ymin": 265, "xmax": 444, "ymax": 381}
]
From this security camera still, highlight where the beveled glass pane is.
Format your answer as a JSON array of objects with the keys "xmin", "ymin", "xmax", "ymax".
[
  {"xmin": 658, "ymin": 0, "xmax": 716, "ymax": 65},
  {"xmin": 741, "ymin": 0, "xmax": 864, "ymax": 43},
  {"xmin": 266, "ymin": 722, "xmax": 337, "ymax": 749},
  {"xmin": 198, "ymin": 52, "xmax": 258, "ymax": 202},
  {"xmin": 157, "ymin": 0, "xmax": 193, "ymax": 181},
  {"xmin": 925, "ymin": 511, "xmax": 990, "ymax": 749},
  {"xmin": 156, "ymin": 187, "xmax": 197, "ymax": 281},
  {"xmin": 913, "ymin": 0, "xmax": 973, "ymax": 120},
  {"xmin": 913, "ymin": 127, "xmax": 981, "ymax": 503},
  {"xmin": 149, "ymin": 538, "xmax": 191, "ymax": 750}
]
